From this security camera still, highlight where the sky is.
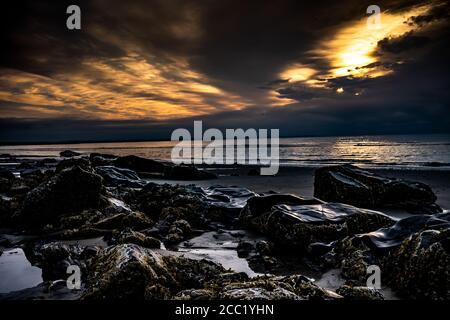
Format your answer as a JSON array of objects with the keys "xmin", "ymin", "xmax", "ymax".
[{"xmin": 0, "ymin": 0, "xmax": 449, "ymax": 143}]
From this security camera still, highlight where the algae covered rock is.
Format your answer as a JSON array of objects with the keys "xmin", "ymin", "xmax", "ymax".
[
  {"xmin": 218, "ymin": 275, "xmax": 338, "ymax": 300},
  {"xmin": 336, "ymin": 285, "xmax": 384, "ymax": 300},
  {"xmin": 92, "ymin": 211, "xmax": 153, "ymax": 230},
  {"xmin": 322, "ymin": 212, "xmax": 450, "ymax": 299},
  {"xmin": 124, "ymin": 183, "xmax": 208, "ymax": 226},
  {"xmin": 110, "ymin": 228, "xmax": 161, "ymax": 248},
  {"xmin": 382, "ymin": 228, "xmax": 450, "ymax": 300},
  {"xmin": 82, "ymin": 244, "xmax": 226, "ymax": 299},
  {"xmin": 174, "ymin": 289, "xmax": 217, "ymax": 300},
  {"xmin": 18, "ymin": 166, "xmax": 106, "ymax": 228}
]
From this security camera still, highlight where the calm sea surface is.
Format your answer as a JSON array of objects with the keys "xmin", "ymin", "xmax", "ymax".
[{"xmin": 1, "ymin": 134, "xmax": 450, "ymax": 170}]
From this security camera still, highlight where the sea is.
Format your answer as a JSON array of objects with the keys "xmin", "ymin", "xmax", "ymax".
[{"xmin": 1, "ymin": 134, "xmax": 450, "ymax": 170}]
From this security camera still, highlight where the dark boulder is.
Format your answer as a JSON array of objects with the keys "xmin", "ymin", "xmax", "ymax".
[
  {"xmin": 56, "ymin": 157, "xmax": 92, "ymax": 172},
  {"xmin": 336, "ymin": 285, "xmax": 384, "ymax": 300},
  {"xmin": 239, "ymin": 194, "xmax": 394, "ymax": 251},
  {"xmin": 382, "ymin": 227, "xmax": 450, "ymax": 299},
  {"xmin": 82, "ymin": 244, "xmax": 226, "ymax": 299},
  {"xmin": 110, "ymin": 228, "xmax": 161, "ymax": 248},
  {"xmin": 95, "ymin": 166, "xmax": 145, "ymax": 188},
  {"xmin": 0, "ymin": 167, "xmax": 15, "ymax": 192},
  {"xmin": 217, "ymin": 275, "xmax": 338, "ymax": 300},
  {"xmin": 20, "ymin": 168, "xmax": 43, "ymax": 178},
  {"xmin": 18, "ymin": 166, "xmax": 105, "ymax": 228},
  {"xmin": 124, "ymin": 183, "xmax": 208, "ymax": 226},
  {"xmin": 113, "ymin": 155, "xmax": 166, "ymax": 173},
  {"xmin": 322, "ymin": 212, "xmax": 450, "ymax": 299},
  {"xmin": 29, "ymin": 242, "xmax": 83, "ymax": 281},
  {"xmin": 314, "ymin": 165, "xmax": 440, "ymax": 213},
  {"xmin": 89, "ymin": 153, "xmax": 117, "ymax": 160},
  {"xmin": 357, "ymin": 212, "xmax": 450, "ymax": 254},
  {"xmin": 114, "ymin": 155, "xmax": 216, "ymax": 180},
  {"xmin": 91, "ymin": 211, "xmax": 153, "ymax": 230},
  {"xmin": 89, "ymin": 153, "xmax": 117, "ymax": 167},
  {"xmin": 28, "ymin": 242, "xmax": 100, "ymax": 282},
  {"xmin": 60, "ymin": 150, "xmax": 81, "ymax": 158},
  {"xmin": 0, "ymin": 196, "xmax": 12, "ymax": 225},
  {"xmin": 192, "ymin": 185, "xmax": 258, "ymax": 222}
]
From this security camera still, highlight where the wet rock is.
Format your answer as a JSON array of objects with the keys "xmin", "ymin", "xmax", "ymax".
[
  {"xmin": 382, "ymin": 227, "xmax": 450, "ymax": 300},
  {"xmin": 219, "ymin": 283, "xmax": 299, "ymax": 300},
  {"xmin": 82, "ymin": 244, "xmax": 226, "ymax": 299},
  {"xmin": 256, "ymin": 240, "xmax": 273, "ymax": 256},
  {"xmin": 174, "ymin": 289, "xmax": 217, "ymax": 300},
  {"xmin": 0, "ymin": 167, "xmax": 15, "ymax": 192},
  {"xmin": 113, "ymin": 155, "xmax": 167, "ymax": 174},
  {"xmin": 30, "ymin": 242, "xmax": 88, "ymax": 281},
  {"xmin": 124, "ymin": 183, "xmax": 208, "ymax": 227},
  {"xmin": 307, "ymin": 242, "xmax": 334, "ymax": 258},
  {"xmin": 58, "ymin": 209, "xmax": 107, "ymax": 230},
  {"xmin": 358, "ymin": 212, "xmax": 450, "ymax": 254},
  {"xmin": 240, "ymin": 194, "xmax": 394, "ymax": 251},
  {"xmin": 322, "ymin": 212, "xmax": 450, "ymax": 299},
  {"xmin": 114, "ymin": 155, "xmax": 216, "ymax": 180},
  {"xmin": 89, "ymin": 153, "xmax": 117, "ymax": 167},
  {"xmin": 82, "ymin": 244, "xmax": 171, "ymax": 299},
  {"xmin": 60, "ymin": 150, "xmax": 81, "ymax": 158},
  {"xmin": 0, "ymin": 234, "xmax": 12, "ymax": 247},
  {"xmin": 314, "ymin": 164, "xmax": 441, "ymax": 213},
  {"xmin": 95, "ymin": 166, "xmax": 145, "ymax": 188},
  {"xmin": 319, "ymin": 236, "xmax": 374, "ymax": 283},
  {"xmin": 21, "ymin": 168, "xmax": 44, "ymax": 178},
  {"xmin": 90, "ymin": 153, "xmax": 117, "ymax": 160},
  {"xmin": 18, "ymin": 166, "xmax": 106, "ymax": 228},
  {"xmin": 237, "ymin": 240, "xmax": 254, "ymax": 257},
  {"xmin": 166, "ymin": 220, "xmax": 192, "ymax": 243},
  {"xmin": 92, "ymin": 211, "xmax": 153, "ymax": 230},
  {"xmin": 111, "ymin": 228, "xmax": 161, "ymax": 248},
  {"xmin": 336, "ymin": 285, "xmax": 384, "ymax": 300},
  {"xmin": 218, "ymin": 275, "xmax": 338, "ymax": 300},
  {"xmin": 0, "ymin": 196, "xmax": 12, "ymax": 225},
  {"xmin": 60, "ymin": 227, "xmax": 113, "ymax": 239},
  {"xmin": 56, "ymin": 157, "xmax": 92, "ymax": 173},
  {"xmin": 144, "ymin": 284, "xmax": 172, "ymax": 299},
  {"xmin": 196, "ymin": 185, "xmax": 258, "ymax": 222}
]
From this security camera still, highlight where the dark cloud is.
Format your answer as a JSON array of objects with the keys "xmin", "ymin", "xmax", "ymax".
[
  {"xmin": 378, "ymin": 31, "xmax": 430, "ymax": 53},
  {"xmin": 0, "ymin": 0, "xmax": 449, "ymax": 143},
  {"xmin": 407, "ymin": 0, "xmax": 449, "ymax": 25}
]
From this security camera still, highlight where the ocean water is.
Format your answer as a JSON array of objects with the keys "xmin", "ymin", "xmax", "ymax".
[{"xmin": 1, "ymin": 134, "xmax": 450, "ymax": 170}]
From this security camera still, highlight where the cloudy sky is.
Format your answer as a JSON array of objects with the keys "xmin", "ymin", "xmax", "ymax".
[{"xmin": 0, "ymin": 0, "xmax": 449, "ymax": 143}]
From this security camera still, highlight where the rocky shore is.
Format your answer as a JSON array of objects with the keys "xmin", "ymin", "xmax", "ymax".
[{"xmin": 0, "ymin": 152, "xmax": 449, "ymax": 300}]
